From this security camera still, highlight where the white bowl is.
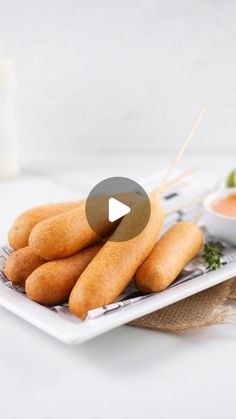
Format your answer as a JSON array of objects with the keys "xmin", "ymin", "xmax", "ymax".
[{"xmin": 204, "ymin": 187, "xmax": 236, "ymax": 246}]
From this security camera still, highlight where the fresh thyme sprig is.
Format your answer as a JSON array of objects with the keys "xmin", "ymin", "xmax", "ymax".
[{"xmin": 203, "ymin": 241, "xmax": 227, "ymax": 271}]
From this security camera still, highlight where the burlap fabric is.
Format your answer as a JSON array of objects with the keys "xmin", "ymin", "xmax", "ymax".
[{"xmin": 129, "ymin": 278, "xmax": 236, "ymax": 332}]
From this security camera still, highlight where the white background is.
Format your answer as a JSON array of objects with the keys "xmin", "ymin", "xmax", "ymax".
[
  {"xmin": 0, "ymin": 0, "xmax": 236, "ymax": 162},
  {"xmin": 1, "ymin": 305, "xmax": 236, "ymax": 419}
]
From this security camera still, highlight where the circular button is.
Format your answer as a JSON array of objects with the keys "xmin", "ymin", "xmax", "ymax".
[{"xmin": 85, "ymin": 176, "xmax": 151, "ymax": 242}]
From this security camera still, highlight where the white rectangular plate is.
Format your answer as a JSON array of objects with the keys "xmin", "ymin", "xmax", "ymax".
[
  {"xmin": 0, "ymin": 261, "xmax": 236, "ymax": 344},
  {"xmin": 1, "ymin": 174, "xmax": 236, "ymax": 344}
]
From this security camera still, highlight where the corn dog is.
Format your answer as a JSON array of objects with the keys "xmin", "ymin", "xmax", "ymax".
[
  {"xmin": 25, "ymin": 243, "xmax": 102, "ymax": 306},
  {"xmin": 29, "ymin": 205, "xmax": 101, "ymax": 260},
  {"xmin": 69, "ymin": 195, "xmax": 164, "ymax": 319},
  {"xmin": 135, "ymin": 221, "xmax": 203, "ymax": 293},
  {"xmin": 29, "ymin": 193, "xmax": 138, "ymax": 260},
  {"xmin": 8, "ymin": 200, "xmax": 83, "ymax": 250},
  {"xmin": 4, "ymin": 246, "xmax": 45, "ymax": 285}
]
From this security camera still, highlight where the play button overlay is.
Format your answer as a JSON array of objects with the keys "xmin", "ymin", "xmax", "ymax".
[
  {"xmin": 108, "ymin": 197, "xmax": 131, "ymax": 222},
  {"xmin": 85, "ymin": 176, "xmax": 151, "ymax": 242}
]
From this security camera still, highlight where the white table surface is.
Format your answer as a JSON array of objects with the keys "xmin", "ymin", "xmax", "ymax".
[{"xmin": 0, "ymin": 153, "xmax": 236, "ymax": 419}]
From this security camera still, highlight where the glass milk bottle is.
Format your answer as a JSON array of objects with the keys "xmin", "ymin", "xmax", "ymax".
[{"xmin": 0, "ymin": 55, "xmax": 19, "ymax": 179}]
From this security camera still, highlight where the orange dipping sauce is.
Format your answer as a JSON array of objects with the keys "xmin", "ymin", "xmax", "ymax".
[{"xmin": 211, "ymin": 194, "xmax": 236, "ymax": 217}]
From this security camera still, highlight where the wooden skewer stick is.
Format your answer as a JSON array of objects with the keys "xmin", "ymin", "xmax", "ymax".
[
  {"xmin": 192, "ymin": 179, "xmax": 221, "ymax": 224},
  {"xmin": 156, "ymin": 106, "xmax": 207, "ymax": 197},
  {"xmin": 166, "ymin": 178, "xmax": 221, "ymax": 225},
  {"xmin": 162, "ymin": 165, "xmax": 199, "ymax": 194},
  {"xmin": 166, "ymin": 178, "xmax": 221, "ymax": 224},
  {"xmin": 165, "ymin": 193, "xmax": 207, "ymax": 216}
]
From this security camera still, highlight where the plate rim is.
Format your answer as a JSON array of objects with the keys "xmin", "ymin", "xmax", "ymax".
[{"xmin": 0, "ymin": 261, "xmax": 236, "ymax": 344}]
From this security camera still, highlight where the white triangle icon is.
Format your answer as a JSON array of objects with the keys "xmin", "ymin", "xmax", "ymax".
[{"xmin": 108, "ymin": 197, "xmax": 131, "ymax": 222}]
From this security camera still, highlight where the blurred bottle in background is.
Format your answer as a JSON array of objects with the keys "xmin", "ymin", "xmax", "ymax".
[{"xmin": 0, "ymin": 52, "xmax": 19, "ymax": 179}]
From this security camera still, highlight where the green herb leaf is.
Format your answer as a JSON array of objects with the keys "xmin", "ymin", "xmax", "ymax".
[{"xmin": 203, "ymin": 241, "xmax": 227, "ymax": 271}]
